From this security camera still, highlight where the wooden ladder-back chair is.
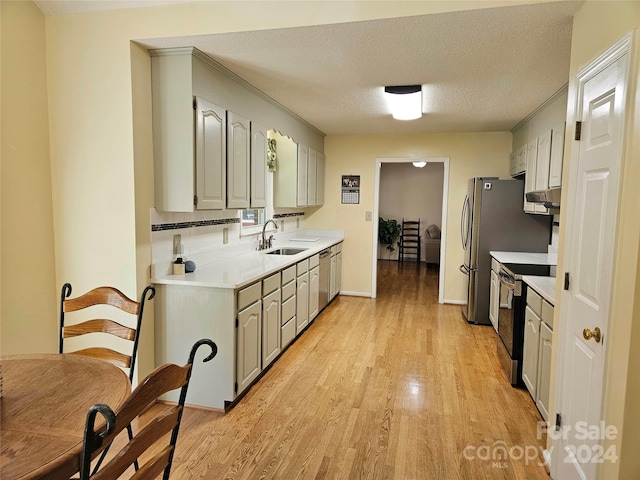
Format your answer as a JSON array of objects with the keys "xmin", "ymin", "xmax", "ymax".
[
  {"xmin": 79, "ymin": 339, "xmax": 218, "ymax": 480},
  {"xmin": 59, "ymin": 283, "xmax": 156, "ymax": 382}
]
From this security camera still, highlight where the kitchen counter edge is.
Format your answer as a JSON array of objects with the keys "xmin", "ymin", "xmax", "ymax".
[{"xmin": 151, "ymin": 234, "xmax": 344, "ymax": 289}]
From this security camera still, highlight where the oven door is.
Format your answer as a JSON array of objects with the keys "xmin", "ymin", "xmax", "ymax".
[{"xmin": 497, "ymin": 270, "xmax": 516, "ymax": 356}]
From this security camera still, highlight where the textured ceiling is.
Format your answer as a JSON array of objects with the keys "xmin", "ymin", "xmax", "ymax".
[{"xmin": 36, "ymin": 1, "xmax": 581, "ymax": 136}]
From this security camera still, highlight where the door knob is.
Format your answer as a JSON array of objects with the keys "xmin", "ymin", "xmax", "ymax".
[{"xmin": 583, "ymin": 327, "xmax": 602, "ymax": 343}]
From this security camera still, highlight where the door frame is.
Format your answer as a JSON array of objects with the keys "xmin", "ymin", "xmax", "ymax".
[
  {"xmin": 551, "ymin": 32, "xmax": 633, "ymax": 479},
  {"xmin": 371, "ymin": 157, "xmax": 449, "ymax": 302}
]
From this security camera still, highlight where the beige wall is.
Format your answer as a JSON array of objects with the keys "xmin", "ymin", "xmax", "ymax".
[
  {"xmin": 0, "ymin": 1, "xmax": 57, "ymax": 354},
  {"xmin": 549, "ymin": 2, "xmax": 640, "ymax": 479},
  {"xmin": 32, "ymin": 0, "xmax": 523, "ymax": 379},
  {"xmin": 305, "ymin": 132, "xmax": 512, "ymax": 300}
]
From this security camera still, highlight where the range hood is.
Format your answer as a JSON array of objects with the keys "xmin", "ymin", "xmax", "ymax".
[{"xmin": 526, "ymin": 187, "xmax": 562, "ymax": 208}]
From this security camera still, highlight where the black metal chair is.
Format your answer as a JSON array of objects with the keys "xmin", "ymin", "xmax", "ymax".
[{"xmin": 79, "ymin": 339, "xmax": 218, "ymax": 480}]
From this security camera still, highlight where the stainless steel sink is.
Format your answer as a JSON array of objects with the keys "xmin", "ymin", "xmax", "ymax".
[{"xmin": 265, "ymin": 248, "xmax": 308, "ymax": 255}]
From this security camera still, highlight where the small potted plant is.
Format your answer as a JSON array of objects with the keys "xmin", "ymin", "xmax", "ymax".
[{"xmin": 378, "ymin": 217, "xmax": 401, "ymax": 259}]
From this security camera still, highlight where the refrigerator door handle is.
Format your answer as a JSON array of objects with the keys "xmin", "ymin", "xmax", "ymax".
[
  {"xmin": 459, "ymin": 264, "xmax": 470, "ymax": 275},
  {"xmin": 461, "ymin": 194, "xmax": 470, "ymax": 250}
]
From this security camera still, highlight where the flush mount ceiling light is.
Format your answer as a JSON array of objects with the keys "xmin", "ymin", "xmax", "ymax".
[
  {"xmin": 412, "ymin": 161, "xmax": 427, "ymax": 168},
  {"xmin": 384, "ymin": 85, "xmax": 423, "ymax": 120}
]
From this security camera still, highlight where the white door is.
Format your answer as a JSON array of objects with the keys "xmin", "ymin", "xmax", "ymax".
[{"xmin": 554, "ymin": 38, "xmax": 630, "ymax": 480}]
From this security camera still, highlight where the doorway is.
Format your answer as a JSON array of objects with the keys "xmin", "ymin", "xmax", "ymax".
[{"xmin": 371, "ymin": 157, "xmax": 449, "ymax": 301}]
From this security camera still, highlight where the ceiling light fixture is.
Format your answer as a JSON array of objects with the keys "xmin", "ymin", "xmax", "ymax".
[
  {"xmin": 412, "ymin": 161, "xmax": 427, "ymax": 168},
  {"xmin": 384, "ymin": 85, "xmax": 423, "ymax": 120}
]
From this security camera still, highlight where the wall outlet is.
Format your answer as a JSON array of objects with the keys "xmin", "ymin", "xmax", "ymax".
[
  {"xmin": 223, "ymin": 228, "xmax": 228, "ymax": 244},
  {"xmin": 280, "ymin": 220, "xmax": 285, "ymax": 231},
  {"xmin": 365, "ymin": 211, "xmax": 372, "ymax": 221},
  {"xmin": 296, "ymin": 218, "xmax": 300, "ymax": 228},
  {"xmin": 173, "ymin": 234, "xmax": 181, "ymax": 255}
]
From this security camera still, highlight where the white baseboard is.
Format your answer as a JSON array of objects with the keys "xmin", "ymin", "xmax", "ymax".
[
  {"xmin": 443, "ymin": 299, "xmax": 466, "ymax": 305},
  {"xmin": 339, "ymin": 291, "xmax": 372, "ymax": 298}
]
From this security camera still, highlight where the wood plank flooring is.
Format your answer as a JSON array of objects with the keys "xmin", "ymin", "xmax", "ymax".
[{"xmin": 118, "ymin": 261, "xmax": 549, "ymax": 479}]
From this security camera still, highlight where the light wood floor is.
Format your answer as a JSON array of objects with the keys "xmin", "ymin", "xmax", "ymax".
[{"xmin": 122, "ymin": 261, "xmax": 549, "ymax": 479}]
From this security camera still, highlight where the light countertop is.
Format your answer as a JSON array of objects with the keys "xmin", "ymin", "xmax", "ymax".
[
  {"xmin": 490, "ymin": 251, "xmax": 557, "ymax": 266},
  {"xmin": 522, "ymin": 275, "xmax": 557, "ymax": 305},
  {"xmin": 152, "ymin": 233, "xmax": 344, "ymax": 289}
]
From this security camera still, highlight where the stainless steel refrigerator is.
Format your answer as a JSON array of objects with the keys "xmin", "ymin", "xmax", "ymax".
[{"xmin": 460, "ymin": 178, "xmax": 551, "ymax": 325}]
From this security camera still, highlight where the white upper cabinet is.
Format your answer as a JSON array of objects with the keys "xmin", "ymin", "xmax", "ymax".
[
  {"xmin": 195, "ymin": 97, "xmax": 226, "ymax": 210},
  {"xmin": 534, "ymin": 129, "xmax": 552, "ymax": 214},
  {"xmin": 150, "ymin": 48, "xmax": 325, "ymax": 213},
  {"xmin": 524, "ymin": 139, "xmax": 538, "ymax": 213},
  {"xmin": 250, "ymin": 123, "xmax": 267, "ymax": 208},
  {"xmin": 549, "ymin": 122, "xmax": 565, "ymax": 188},
  {"xmin": 307, "ymin": 147, "xmax": 317, "ymax": 207},
  {"xmin": 316, "ymin": 152, "xmax": 325, "ymax": 206},
  {"xmin": 226, "ymin": 111, "xmax": 250, "ymax": 209},
  {"xmin": 297, "ymin": 143, "xmax": 309, "ymax": 207},
  {"xmin": 511, "ymin": 87, "xmax": 567, "ymax": 215}
]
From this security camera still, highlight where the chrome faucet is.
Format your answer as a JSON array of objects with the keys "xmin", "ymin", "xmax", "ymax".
[{"xmin": 258, "ymin": 219, "xmax": 278, "ymax": 251}]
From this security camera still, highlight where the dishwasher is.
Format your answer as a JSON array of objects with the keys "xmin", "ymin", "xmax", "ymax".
[{"xmin": 318, "ymin": 248, "xmax": 331, "ymax": 311}]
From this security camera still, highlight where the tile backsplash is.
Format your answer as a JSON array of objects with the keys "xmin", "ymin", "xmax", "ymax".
[{"xmin": 150, "ymin": 208, "xmax": 305, "ymax": 277}]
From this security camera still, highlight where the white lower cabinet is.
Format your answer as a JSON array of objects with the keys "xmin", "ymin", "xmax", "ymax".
[
  {"xmin": 154, "ymin": 244, "xmax": 340, "ymax": 410},
  {"xmin": 262, "ymin": 273, "xmax": 281, "ymax": 369},
  {"xmin": 281, "ymin": 265, "xmax": 297, "ymax": 349},
  {"xmin": 329, "ymin": 242, "xmax": 342, "ymax": 300},
  {"xmin": 296, "ymin": 259, "xmax": 309, "ymax": 335},
  {"xmin": 309, "ymin": 254, "xmax": 320, "ymax": 321},
  {"xmin": 522, "ymin": 286, "xmax": 554, "ymax": 422},
  {"xmin": 522, "ymin": 305, "xmax": 541, "ymax": 395},
  {"xmin": 237, "ymin": 288, "xmax": 262, "ymax": 396},
  {"xmin": 536, "ymin": 321, "xmax": 553, "ymax": 421}
]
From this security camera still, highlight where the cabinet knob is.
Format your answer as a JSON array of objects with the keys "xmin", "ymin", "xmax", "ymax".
[{"xmin": 583, "ymin": 327, "xmax": 602, "ymax": 343}]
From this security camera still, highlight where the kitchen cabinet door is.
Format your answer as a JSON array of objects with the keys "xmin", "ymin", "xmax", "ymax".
[
  {"xmin": 524, "ymin": 140, "xmax": 538, "ymax": 213},
  {"xmin": 516, "ymin": 144, "xmax": 527, "ymax": 176},
  {"xmin": 227, "ymin": 111, "xmax": 250, "ymax": 209},
  {"xmin": 251, "ymin": 123, "xmax": 267, "ymax": 208},
  {"xmin": 195, "ymin": 97, "xmax": 226, "ymax": 210},
  {"xmin": 296, "ymin": 143, "xmax": 309, "ymax": 207},
  {"xmin": 536, "ymin": 320, "xmax": 553, "ymax": 421},
  {"xmin": 237, "ymin": 300, "xmax": 262, "ymax": 395},
  {"xmin": 309, "ymin": 265, "xmax": 319, "ymax": 321},
  {"xmin": 316, "ymin": 152, "xmax": 325, "ymax": 206},
  {"xmin": 262, "ymin": 288, "xmax": 281, "ymax": 368},
  {"xmin": 522, "ymin": 305, "xmax": 541, "ymax": 398},
  {"xmin": 534, "ymin": 130, "xmax": 551, "ymax": 214},
  {"xmin": 549, "ymin": 123, "xmax": 565, "ymax": 188},
  {"xmin": 307, "ymin": 148, "xmax": 317, "ymax": 206},
  {"xmin": 296, "ymin": 271, "xmax": 309, "ymax": 335},
  {"xmin": 336, "ymin": 251, "xmax": 342, "ymax": 295}
]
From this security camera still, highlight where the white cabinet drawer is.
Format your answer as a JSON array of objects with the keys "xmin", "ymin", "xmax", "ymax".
[
  {"xmin": 281, "ymin": 265, "xmax": 296, "ymax": 285},
  {"xmin": 527, "ymin": 288, "xmax": 543, "ymax": 316},
  {"xmin": 263, "ymin": 272, "xmax": 280, "ymax": 296},
  {"xmin": 308, "ymin": 253, "xmax": 319, "ymax": 269},
  {"xmin": 238, "ymin": 282, "xmax": 261, "ymax": 311},
  {"xmin": 281, "ymin": 295, "xmax": 296, "ymax": 326},
  {"xmin": 281, "ymin": 280, "xmax": 296, "ymax": 302},
  {"xmin": 297, "ymin": 258, "xmax": 309, "ymax": 276}
]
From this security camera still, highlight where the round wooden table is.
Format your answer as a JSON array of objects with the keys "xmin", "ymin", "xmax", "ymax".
[{"xmin": 0, "ymin": 353, "xmax": 131, "ymax": 480}]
